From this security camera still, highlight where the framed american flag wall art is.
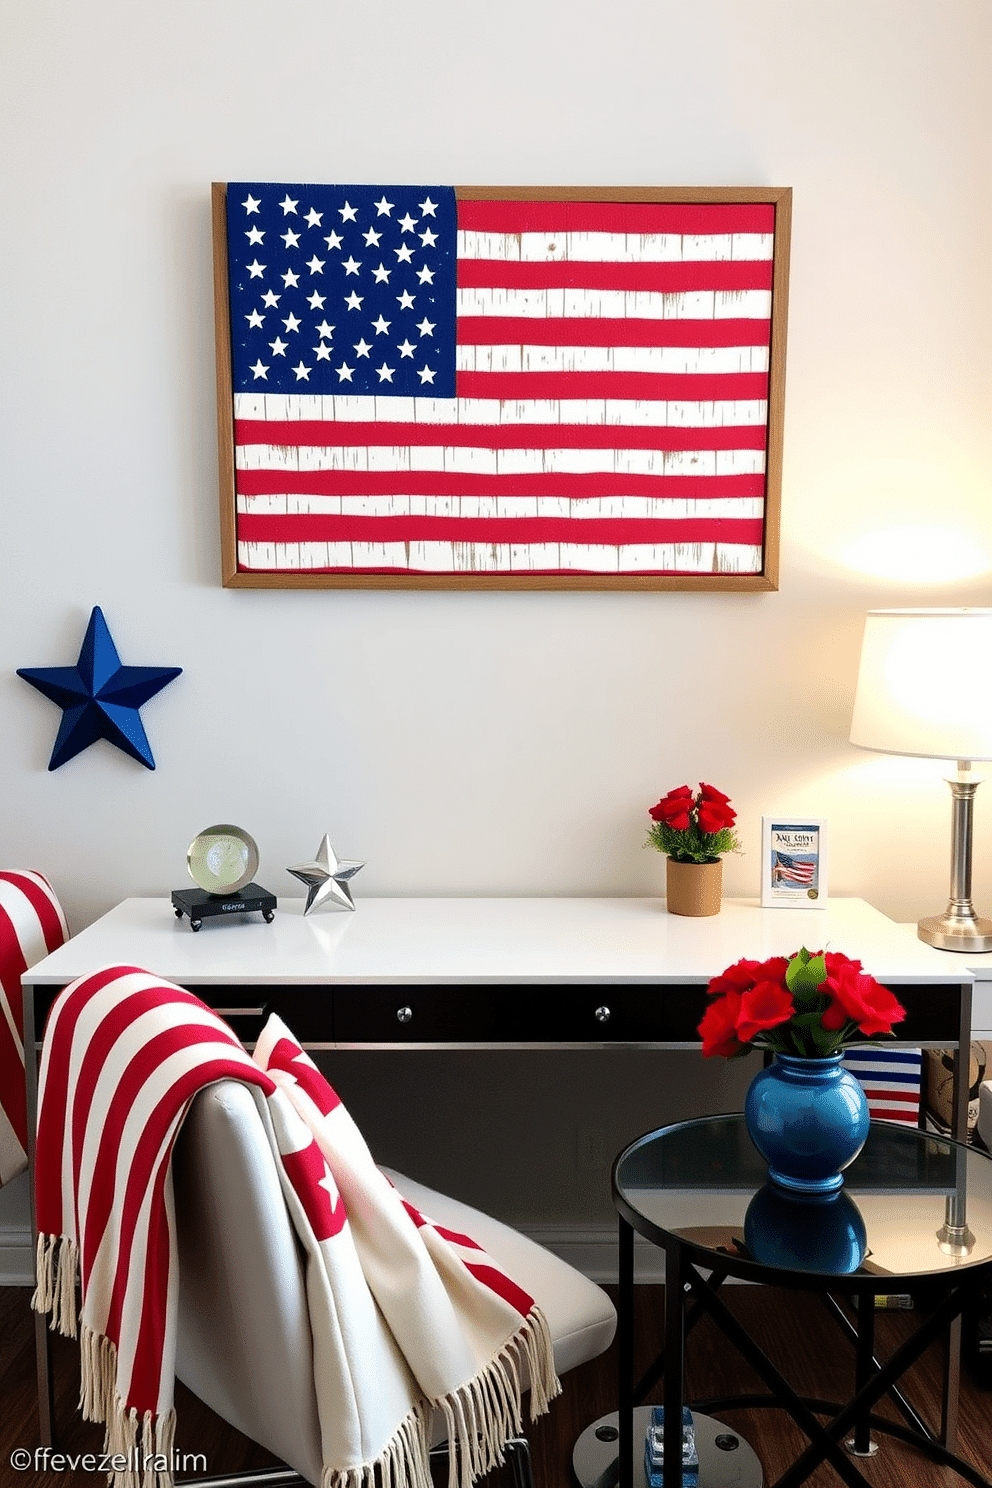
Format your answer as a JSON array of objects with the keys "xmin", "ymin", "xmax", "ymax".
[{"xmin": 212, "ymin": 183, "xmax": 791, "ymax": 591}]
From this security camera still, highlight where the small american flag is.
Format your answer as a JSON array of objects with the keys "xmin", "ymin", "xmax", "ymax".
[
  {"xmin": 218, "ymin": 184, "xmax": 787, "ymax": 584},
  {"xmin": 773, "ymin": 851, "xmax": 816, "ymax": 886}
]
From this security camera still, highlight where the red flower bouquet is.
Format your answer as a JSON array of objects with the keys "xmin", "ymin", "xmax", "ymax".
[
  {"xmin": 698, "ymin": 949, "xmax": 906, "ymax": 1059},
  {"xmin": 646, "ymin": 783, "xmax": 740, "ymax": 863}
]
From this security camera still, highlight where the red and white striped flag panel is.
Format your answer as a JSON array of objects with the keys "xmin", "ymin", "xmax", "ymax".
[
  {"xmin": 223, "ymin": 189, "xmax": 787, "ymax": 581},
  {"xmin": 841, "ymin": 1048, "xmax": 922, "ymax": 1125}
]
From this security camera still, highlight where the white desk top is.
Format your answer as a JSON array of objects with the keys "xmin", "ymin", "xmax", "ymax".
[{"xmin": 23, "ymin": 896, "xmax": 973, "ymax": 987}]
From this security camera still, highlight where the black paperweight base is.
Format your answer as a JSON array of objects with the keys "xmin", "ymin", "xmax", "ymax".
[{"xmin": 172, "ymin": 884, "xmax": 276, "ymax": 931}]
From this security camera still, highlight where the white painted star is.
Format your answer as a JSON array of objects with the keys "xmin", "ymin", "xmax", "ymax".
[
  {"xmin": 396, "ymin": 289, "xmax": 416, "ymax": 310},
  {"xmin": 268, "ymin": 337, "xmax": 288, "ymax": 356},
  {"xmin": 246, "ymin": 259, "xmax": 266, "ymax": 278},
  {"xmin": 282, "ymin": 313, "xmax": 302, "ymax": 333},
  {"xmin": 249, "ymin": 359, "xmax": 268, "ymax": 379},
  {"xmin": 261, "ymin": 289, "xmax": 281, "ymax": 307},
  {"xmin": 307, "ymin": 291, "xmax": 326, "ymax": 309},
  {"xmin": 246, "ymin": 226, "xmax": 265, "ymax": 245},
  {"xmin": 398, "ymin": 213, "xmax": 417, "ymax": 233},
  {"xmin": 353, "ymin": 338, "xmax": 373, "ymax": 358},
  {"xmin": 342, "ymin": 256, "xmax": 362, "ymax": 276},
  {"xmin": 282, "ymin": 229, "xmax": 301, "ymax": 248},
  {"xmin": 315, "ymin": 320, "xmax": 336, "ymax": 339},
  {"xmin": 371, "ymin": 262, "xmax": 391, "ymax": 284},
  {"xmin": 245, "ymin": 309, "xmax": 265, "ymax": 328},
  {"xmin": 324, "ymin": 231, "xmax": 344, "ymax": 251},
  {"xmin": 282, "ymin": 269, "xmax": 300, "ymax": 287},
  {"xmin": 344, "ymin": 291, "xmax": 364, "ymax": 310},
  {"xmin": 314, "ymin": 342, "xmax": 333, "ymax": 361},
  {"xmin": 394, "ymin": 242, "xmax": 415, "ymax": 264},
  {"xmin": 416, "ymin": 317, "xmax": 435, "ymax": 337},
  {"xmin": 417, "ymin": 365, "xmax": 437, "ymax": 384},
  {"xmin": 397, "ymin": 339, "xmax": 416, "ymax": 358},
  {"xmin": 419, "ymin": 228, "xmax": 438, "ymax": 248},
  {"xmin": 242, "ymin": 194, "xmax": 261, "ymax": 214},
  {"xmin": 363, "ymin": 227, "xmax": 383, "ymax": 247},
  {"xmin": 418, "ymin": 196, "xmax": 438, "ymax": 217},
  {"xmin": 374, "ymin": 196, "xmax": 394, "ymax": 216},
  {"xmin": 292, "ymin": 362, "xmax": 311, "ymax": 380},
  {"xmin": 304, "ymin": 207, "xmax": 323, "ymax": 227},
  {"xmin": 335, "ymin": 362, "xmax": 354, "ymax": 382},
  {"xmin": 371, "ymin": 315, "xmax": 391, "ymax": 335},
  {"xmin": 376, "ymin": 362, "xmax": 395, "ymax": 383},
  {"xmin": 339, "ymin": 200, "xmax": 358, "ymax": 222},
  {"xmin": 306, "ymin": 255, "xmax": 325, "ymax": 274},
  {"xmin": 416, "ymin": 265, "xmax": 435, "ymax": 284},
  {"xmin": 279, "ymin": 194, "xmax": 299, "ymax": 215}
]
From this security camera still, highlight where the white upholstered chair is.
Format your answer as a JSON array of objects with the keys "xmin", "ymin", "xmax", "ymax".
[{"xmin": 172, "ymin": 1080, "xmax": 617, "ymax": 1488}]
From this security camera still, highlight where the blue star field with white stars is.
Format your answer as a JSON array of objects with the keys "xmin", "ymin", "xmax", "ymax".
[{"xmin": 226, "ymin": 184, "xmax": 457, "ymax": 398}]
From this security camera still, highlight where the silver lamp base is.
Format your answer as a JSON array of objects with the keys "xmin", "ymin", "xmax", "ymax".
[
  {"xmin": 918, "ymin": 765, "xmax": 992, "ymax": 952},
  {"xmin": 918, "ymin": 910, "xmax": 992, "ymax": 953}
]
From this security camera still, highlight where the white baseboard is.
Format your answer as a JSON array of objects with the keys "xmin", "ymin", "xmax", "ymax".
[
  {"xmin": 0, "ymin": 1170, "xmax": 33, "ymax": 1286},
  {"xmin": 0, "ymin": 1212, "xmax": 733, "ymax": 1290},
  {"xmin": 519, "ymin": 1224, "xmax": 667, "ymax": 1283}
]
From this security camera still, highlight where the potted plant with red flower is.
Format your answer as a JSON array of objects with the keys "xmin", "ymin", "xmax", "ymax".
[
  {"xmin": 699, "ymin": 948, "xmax": 907, "ymax": 1192},
  {"xmin": 646, "ymin": 783, "xmax": 740, "ymax": 916}
]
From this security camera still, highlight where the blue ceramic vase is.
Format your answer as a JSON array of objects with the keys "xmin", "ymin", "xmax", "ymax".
[{"xmin": 744, "ymin": 1053, "xmax": 870, "ymax": 1194}]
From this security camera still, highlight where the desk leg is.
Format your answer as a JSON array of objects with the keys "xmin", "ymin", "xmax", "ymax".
[
  {"xmin": 23, "ymin": 980, "xmax": 55, "ymax": 1446},
  {"xmin": 618, "ymin": 1218, "xmax": 634, "ymax": 1488},
  {"xmin": 953, "ymin": 978, "xmax": 973, "ymax": 1145},
  {"xmin": 662, "ymin": 1243, "xmax": 685, "ymax": 1488}
]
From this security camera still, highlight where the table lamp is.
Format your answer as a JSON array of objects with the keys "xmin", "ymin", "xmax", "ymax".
[{"xmin": 849, "ymin": 608, "xmax": 992, "ymax": 952}]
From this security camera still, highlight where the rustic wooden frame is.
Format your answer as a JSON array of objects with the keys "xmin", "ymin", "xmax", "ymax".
[{"xmin": 213, "ymin": 183, "xmax": 791, "ymax": 591}]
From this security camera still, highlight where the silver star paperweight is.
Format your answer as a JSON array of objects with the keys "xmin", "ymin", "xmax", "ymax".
[{"xmin": 287, "ymin": 834, "xmax": 365, "ymax": 914}]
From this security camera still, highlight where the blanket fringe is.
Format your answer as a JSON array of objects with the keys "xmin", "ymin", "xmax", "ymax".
[
  {"xmin": 32, "ymin": 1233, "xmax": 79, "ymax": 1339},
  {"xmin": 322, "ymin": 1401, "xmax": 432, "ymax": 1488},
  {"xmin": 433, "ymin": 1305, "xmax": 561, "ymax": 1488},
  {"xmin": 71, "ymin": 1323, "xmax": 177, "ymax": 1488}
]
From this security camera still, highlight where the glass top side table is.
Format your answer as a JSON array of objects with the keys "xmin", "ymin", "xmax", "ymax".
[{"xmin": 610, "ymin": 1116, "xmax": 992, "ymax": 1488}]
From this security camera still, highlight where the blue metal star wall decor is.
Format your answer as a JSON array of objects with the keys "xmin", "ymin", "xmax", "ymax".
[{"xmin": 17, "ymin": 607, "xmax": 182, "ymax": 770}]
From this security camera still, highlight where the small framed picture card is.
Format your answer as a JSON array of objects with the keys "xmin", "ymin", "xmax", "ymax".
[{"xmin": 761, "ymin": 817, "xmax": 828, "ymax": 908}]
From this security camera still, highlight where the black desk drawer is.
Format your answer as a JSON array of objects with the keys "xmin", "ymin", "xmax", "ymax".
[{"xmin": 332, "ymin": 985, "xmax": 696, "ymax": 1043}]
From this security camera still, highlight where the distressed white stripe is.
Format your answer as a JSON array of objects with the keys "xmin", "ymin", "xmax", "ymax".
[
  {"xmin": 457, "ymin": 230, "xmax": 775, "ymax": 263},
  {"xmin": 456, "ymin": 344, "xmax": 769, "ymax": 374},
  {"xmin": 238, "ymin": 493, "xmax": 765, "ymax": 520},
  {"xmin": 234, "ymin": 392, "xmax": 769, "ymax": 428},
  {"xmin": 235, "ymin": 445, "xmax": 766, "ymax": 478},
  {"xmin": 238, "ymin": 540, "xmax": 763, "ymax": 574},
  {"xmin": 456, "ymin": 287, "xmax": 772, "ymax": 320}
]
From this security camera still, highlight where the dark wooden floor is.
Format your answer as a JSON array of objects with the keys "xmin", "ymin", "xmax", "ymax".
[{"xmin": 2, "ymin": 1283, "xmax": 990, "ymax": 1488}]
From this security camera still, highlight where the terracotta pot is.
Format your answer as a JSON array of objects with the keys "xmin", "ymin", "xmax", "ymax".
[{"xmin": 665, "ymin": 857, "xmax": 722, "ymax": 917}]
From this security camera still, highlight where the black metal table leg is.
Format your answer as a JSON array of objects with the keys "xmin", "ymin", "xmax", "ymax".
[
  {"xmin": 662, "ymin": 1242, "xmax": 685, "ymax": 1488},
  {"xmin": 617, "ymin": 1216, "xmax": 634, "ymax": 1488},
  {"xmin": 847, "ymin": 1292, "xmax": 877, "ymax": 1458}
]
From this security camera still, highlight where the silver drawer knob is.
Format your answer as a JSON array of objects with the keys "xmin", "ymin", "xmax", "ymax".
[
  {"xmin": 396, "ymin": 1005, "xmax": 413, "ymax": 1024},
  {"xmin": 595, "ymin": 1006, "xmax": 612, "ymax": 1023}
]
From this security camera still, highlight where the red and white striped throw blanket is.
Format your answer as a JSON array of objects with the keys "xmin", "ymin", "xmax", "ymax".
[
  {"xmin": 0, "ymin": 871, "xmax": 68, "ymax": 1186},
  {"xmin": 34, "ymin": 966, "xmax": 558, "ymax": 1488}
]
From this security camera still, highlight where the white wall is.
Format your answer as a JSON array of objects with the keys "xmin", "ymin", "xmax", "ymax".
[{"xmin": 3, "ymin": 0, "xmax": 991, "ymax": 1233}]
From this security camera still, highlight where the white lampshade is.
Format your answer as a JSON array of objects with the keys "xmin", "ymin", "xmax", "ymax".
[{"xmin": 850, "ymin": 609, "xmax": 992, "ymax": 762}]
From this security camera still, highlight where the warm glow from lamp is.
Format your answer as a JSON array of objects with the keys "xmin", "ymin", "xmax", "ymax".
[
  {"xmin": 838, "ymin": 524, "xmax": 991, "ymax": 584},
  {"xmin": 850, "ymin": 609, "xmax": 992, "ymax": 951}
]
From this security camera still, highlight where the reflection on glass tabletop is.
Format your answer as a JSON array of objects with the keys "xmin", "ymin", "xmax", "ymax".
[{"xmin": 614, "ymin": 1115, "xmax": 992, "ymax": 1283}]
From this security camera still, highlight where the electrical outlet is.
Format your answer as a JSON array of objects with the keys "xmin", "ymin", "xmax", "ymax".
[{"xmin": 577, "ymin": 1125, "xmax": 610, "ymax": 1172}]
